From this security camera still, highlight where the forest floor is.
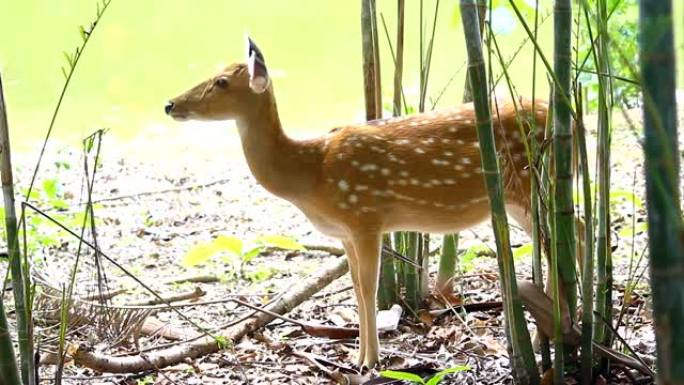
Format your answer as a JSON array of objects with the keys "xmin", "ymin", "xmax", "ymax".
[{"xmin": 1, "ymin": 109, "xmax": 664, "ymax": 384}]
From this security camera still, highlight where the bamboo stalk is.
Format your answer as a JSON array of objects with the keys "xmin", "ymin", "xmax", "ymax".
[
  {"xmin": 362, "ymin": 0, "xmax": 396, "ymax": 310},
  {"xmin": 576, "ymin": 88, "xmax": 595, "ymax": 385},
  {"xmin": 404, "ymin": 231, "xmax": 421, "ymax": 310},
  {"xmin": 529, "ymin": 0, "xmax": 551, "ymax": 371},
  {"xmin": 459, "ymin": 2, "xmax": 538, "ymax": 384},
  {"xmin": 392, "ymin": 0, "xmax": 405, "ymax": 116},
  {"xmin": 0, "ymin": 74, "xmax": 35, "ymax": 385},
  {"xmin": 639, "ymin": 1, "xmax": 684, "ymax": 383},
  {"xmin": 0, "ymin": 73, "xmax": 23, "ymax": 385},
  {"xmin": 593, "ymin": 0, "xmax": 613, "ymax": 360},
  {"xmin": 436, "ymin": 234, "xmax": 458, "ymax": 296},
  {"xmin": 552, "ymin": 1, "xmax": 576, "ymax": 381},
  {"xmin": 361, "ymin": 0, "xmax": 382, "ymax": 121},
  {"xmin": 552, "ymin": 0, "xmax": 577, "ymax": 321}
]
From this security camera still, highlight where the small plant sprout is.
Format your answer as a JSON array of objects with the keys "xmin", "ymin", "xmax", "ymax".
[{"xmin": 380, "ymin": 365, "xmax": 469, "ymax": 385}]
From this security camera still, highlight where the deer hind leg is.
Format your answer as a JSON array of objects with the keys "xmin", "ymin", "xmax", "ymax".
[
  {"xmin": 342, "ymin": 240, "xmax": 367, "ymax": 366},
  {"xmin": 506, "ymin": 200, "xmax": 582, "ymax": 341},
  {"xmin": 347, "ymin": 232, "xmax": 382, "ymax": 368}
]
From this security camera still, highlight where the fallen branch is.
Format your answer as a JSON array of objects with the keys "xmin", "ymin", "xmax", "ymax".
[
  {"xmin": 517, "ymin": 281, "xmax": 654, "ymax": 377},
  {"xmin": 163, "ymin": 274, "xmax": 220, "ymax": 285},
  {"xmin": 71, "ymin": 257, "xmax": 349, "ymax": 373}
]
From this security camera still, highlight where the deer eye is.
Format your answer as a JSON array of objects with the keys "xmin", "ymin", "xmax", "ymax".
[{"xmin": 214, "ymin": 77, "xmax": 229, "ymax": 88}]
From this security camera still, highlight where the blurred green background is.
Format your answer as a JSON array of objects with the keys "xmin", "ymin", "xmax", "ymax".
[{"xmin": 0, "ymin": 1, "xmax": 681, "ymax": 154}]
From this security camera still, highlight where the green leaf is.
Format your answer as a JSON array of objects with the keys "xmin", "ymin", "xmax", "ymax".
[
  {"xmin": 618, "ymin": 222, "xmax": 648, "ymax": 237},
  {"xmin": 460, "ymin": 244, "xmax": 493, "ymax": 272},
  {"xmin": 242, "ymin": 246, "xmax": 263, "ymax": 263},
  {"xmin": 63, "ymin": 51, "xmax": 73, "ymax": 67},
  {"xmin": 379, "ymin": 370, "xmax": 426, "ymax": 384},
  {"xmin": 182, "ymin": 236, "xmax": 247, "ymax": 267},
  {"xmin": 513, "ymin": 243, "xmax": 533, "ymax": 260},
  {"xmin": 212, "ymin": 235, "xmax": 243, "ymax": 257},
  {"xmin": 245, "ymin": 267, "xmax": 274, "ymax": 282},
  {"xmin": 79, "ymin": 25, "xmax": 87, "ymax": 41},
  {"xmin": 256, "ymin": 235, "xmax": 305, "ymax": 251},
  {"xmin": 182, "ymin": 243, "xmax": 218, "ymax": 267},
  {"xmin": 426, "ymin": 365, "xmax": 470, "ymax": 385},
  {"xmin": 609, "ymin": 189, "xmax": 643, "ymax": 209}
]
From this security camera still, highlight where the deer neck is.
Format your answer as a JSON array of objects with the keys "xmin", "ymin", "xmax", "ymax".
[{"xmin": 234, "ymin": 92, "xmax": 319, "ymax": 201}]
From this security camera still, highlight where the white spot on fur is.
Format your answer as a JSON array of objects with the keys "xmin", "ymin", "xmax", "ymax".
[
  {"xmin": 461, "ymin": 158, "xmax": 472, "ymax": 165},
  {"xmin": 444, "ymin": 179, "xmax": 456, "ymax": 185},
  {"xmin": 410, "ymin": 178, "xmax": 420, "ymax": 185},
  {"xmin": 432, "ymin": 159, "xmax": 450, "ymax": 166},
  {"xmin": 400, "ymin": 171, "xmax": 409, "ymax": 177},
  {"xmin": 356, "ymin": 184, "xmax": 369, "ymax": 191},
  {"xmin": 348, "ymin": 194, "xmax": 359, "ymax": 204},
  {"xmin": 361, "ymin": 164, "xmax": 379, "ymax": 172},
  {"xmin": 381, "ymin": 168, "xmax": 391, "ymax": 176},
  {"xmin": 338, "ymin": 180, "xmax": 350, "ymax": 191},
  {"xmin": 415, "ymin": 148, "xmax": 426, "ymax": 154}
]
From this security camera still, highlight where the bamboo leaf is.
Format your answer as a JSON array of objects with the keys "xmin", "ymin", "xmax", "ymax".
[
  {"xmin": 79, "ymin": 25, "xmax": 87, "ymax": 42},
  {"xmin": 380, "ymin": 370, "xmax": 426, "ymax": 384},
  {"xmin": 426, "ymin": 365, "xmax": 470, "ymax": 385}
]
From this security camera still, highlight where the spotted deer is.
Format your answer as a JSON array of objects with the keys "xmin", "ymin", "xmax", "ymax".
[{"xmin": 165, "ymin": 37, "xmax": 548, "ymax": 367}]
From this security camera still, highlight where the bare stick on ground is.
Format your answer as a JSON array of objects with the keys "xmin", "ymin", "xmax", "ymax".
[{"xmin": 71, "ymin": 257, "xmax": 349, "ymax": 373}]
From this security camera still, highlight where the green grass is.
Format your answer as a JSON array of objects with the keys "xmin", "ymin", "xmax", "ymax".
[
  {"xmin": 0, "ymin": 0, "xmax": 562, "ymax": 152},
  {"xmin": 2, "ymin": 1, "xmax": 680, "ymax": 153}
]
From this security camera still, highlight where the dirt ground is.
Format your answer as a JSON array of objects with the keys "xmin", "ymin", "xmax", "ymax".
[{"xmin": 1, "ymin": 112, "xmax": 661, "ymax": 384}]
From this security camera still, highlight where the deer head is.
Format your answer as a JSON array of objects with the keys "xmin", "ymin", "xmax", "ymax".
[{"xmin": 165, "ymin": 36, "xmax": 272, "ymax": 122}]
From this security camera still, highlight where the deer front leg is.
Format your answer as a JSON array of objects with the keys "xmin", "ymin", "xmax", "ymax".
[
  {"xmin": 348, "ymin": 232, "xmax": 382, "ymax": 368},
  {"xmin": 342, "ymin": 240, "xmax": 367, "ymax": 366}
]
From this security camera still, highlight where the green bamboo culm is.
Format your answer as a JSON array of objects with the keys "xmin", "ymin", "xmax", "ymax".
[
  {"xmin": 639, "ymin": 0, "xmax": 684, "ymax": 383},
  {"xmin": 436, "ymin": 234, "xmax": 458, "ymax": 296},
  {"xmin": 592, "ymin": 0, "xmax": 613, "ymax": 358},
  {"xmin": 0, "ymin": 76, "xmax": 24, "ymax": 385},
  {"xmin": 459, "ymin": 2, "xmax": 538, "ymax": 384},
  {"xmin": 378, "ymin": 235, "xmax": 398, "ymax": 309},
  {"xmin": 436, "ymin": 0, "xmax": 485, "ymax": 299},
  {"xmin": 0, "ymin": 74, "xmax": 35, "ymax": 385},
  {"xmin": 361, "ymin": 0, "xmax": 397, "ymax": 309},
  {"xmin": 404, "ymin": 231, "xmax": 421, "ymax": 310},
  {"xmin": 552, "ymin": 0, "xmax": 577, "ymax": 318},
  {"xmin": 575, "ymin": 90, "xmax": 595, "ymax": 385}
]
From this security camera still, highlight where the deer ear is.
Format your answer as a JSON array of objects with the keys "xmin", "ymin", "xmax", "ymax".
[{"xmin": 245, "ymin": 36, "xmax": 270, "ymax": 94}]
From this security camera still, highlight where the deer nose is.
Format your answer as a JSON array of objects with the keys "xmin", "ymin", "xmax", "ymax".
[{"xmin": 164, "ymin": 102, "xmax": 175, "ymax": 115}]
